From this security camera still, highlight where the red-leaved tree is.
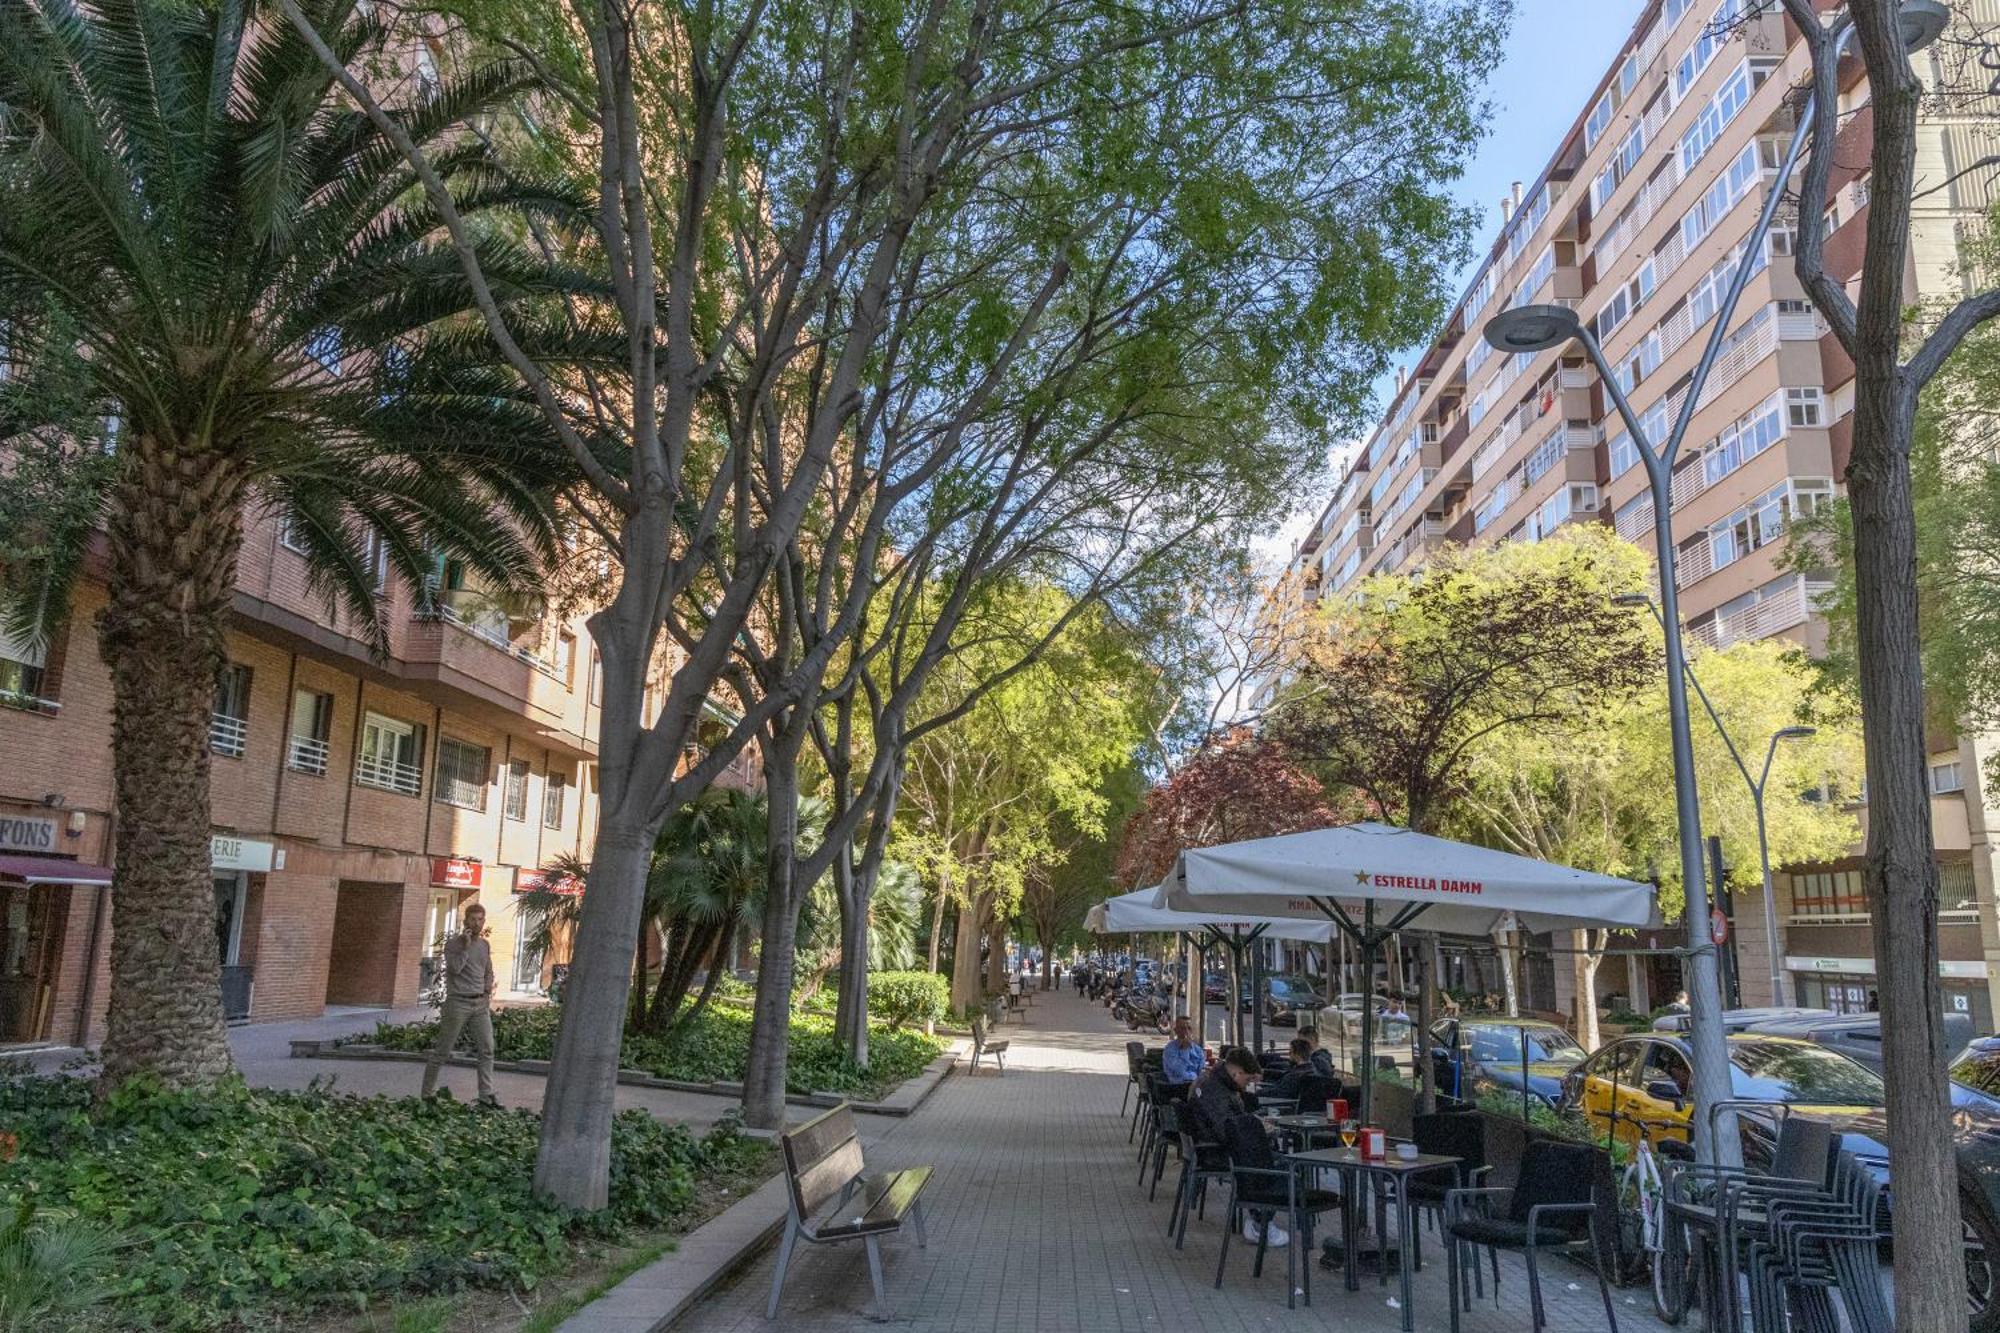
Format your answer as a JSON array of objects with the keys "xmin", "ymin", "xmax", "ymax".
[{"xmin": 1115, "ymin": 729, "xmax": 1352, "ymax": 886}]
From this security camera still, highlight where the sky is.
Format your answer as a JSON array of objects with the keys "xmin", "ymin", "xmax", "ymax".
[{"xmin": 1256, "ymin": 0, "xmax": 1647, "ymax": 560}]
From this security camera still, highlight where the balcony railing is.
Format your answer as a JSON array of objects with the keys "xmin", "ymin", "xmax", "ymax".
[
  {"xmin": 355, "ymin": 754, "xmax": 422, "ymax": 797},
  {"xmin": 287, "ymin": 735, "xmax": 330, "ymax": 776},
  {"xmin": 210, "ymin": 713, "xmax": 248, "ymax": 758},
  {"xmin": 1614, "ymin": 496, "xmax": 1656, "ymax": 542},
  {"xmin": 1688, "ymin": 576, "xmax": 1826, "ymax": 650}
]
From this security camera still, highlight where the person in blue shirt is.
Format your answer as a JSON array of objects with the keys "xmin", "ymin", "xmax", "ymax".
[{"xmin": 1161, "ymin": 1016, "xmax": 1206, "ymax": 1085}]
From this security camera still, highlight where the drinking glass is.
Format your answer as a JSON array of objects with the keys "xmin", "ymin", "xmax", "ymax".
[{"xmin": 1338, "ymin": 1119, "xmax": 1357, "ymax": 1150}]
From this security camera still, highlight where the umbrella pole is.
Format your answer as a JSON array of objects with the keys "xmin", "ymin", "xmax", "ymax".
[
  {"xmin": 1359, "ymin": 898, "xmax": 1377, "ymax": 1128},
  {"xmin": 1251, "ymin": 940, "xmax": 1265, "ymax": 1055}
]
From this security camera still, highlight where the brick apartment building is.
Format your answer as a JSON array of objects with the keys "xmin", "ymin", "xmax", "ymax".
[
  {"xmin": 0, "ymin": 503, "xmax": 755, "ymax": 1049},
  {"xmin": 1269, "ymin": 0, "xmax": 2000, "ymax": 1026}
]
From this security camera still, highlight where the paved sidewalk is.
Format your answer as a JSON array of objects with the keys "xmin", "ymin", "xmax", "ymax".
[{"xmin": 671, "ymin": 986, "xmax": 1674, "ymax": 1333}]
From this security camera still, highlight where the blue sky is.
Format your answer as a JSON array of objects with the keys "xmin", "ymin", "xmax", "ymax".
[{"xmin": 1264, "ymin": 1, "xmax": 1646, "ymax": 554}]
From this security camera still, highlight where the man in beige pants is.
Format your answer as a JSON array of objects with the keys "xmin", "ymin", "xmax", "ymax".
[{"xmin": 421, "ymin": 903, "xmax": 498, "ymax": 1106}]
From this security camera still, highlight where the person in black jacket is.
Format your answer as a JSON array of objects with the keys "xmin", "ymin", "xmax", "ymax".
[{"xmin": 1189, "ymin": 1047, "xmax": 1261, "ymax": 1143}]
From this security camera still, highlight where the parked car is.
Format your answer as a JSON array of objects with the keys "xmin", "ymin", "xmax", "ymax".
[
  {"xmin": 1744, "ymin": 1010, "xmax": 1975, "ymax": 1077},
  {"xmin": 1562, "ymin": 1029, "xmax": 2000, "ymax": 1332},
  {"xmin": 1316, "ymin": 995, "xmax": 1412, "ymax": 1048},
  {"xmin": 1429, "ymin": 1017, "xmax": 1586, "ymax": 1109},
  {"xmin": 1649, "ymin": 1005, "xmax": 1835, "ymax": 1035},
  {"xmin": 1202, "ymin": 972, "xmax": 1229, "ymax": 1004}
]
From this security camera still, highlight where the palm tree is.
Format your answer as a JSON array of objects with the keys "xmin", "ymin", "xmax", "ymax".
[
  {"xmin": 517, "ymin": 788, "xmax": 770, "ymax": 1036},
  {"xmin": 0, "ymin": 1, "xmax": 585, "ymax": 1088}
]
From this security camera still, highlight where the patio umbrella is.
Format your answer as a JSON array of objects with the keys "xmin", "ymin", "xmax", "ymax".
[
  {"xmin": 1090, "ymin": 888, "xmax": 1336, "ymax": 1047},
  {"xmin": 1151, "ymin": 822, "xmax": 1655, "ymax": 1121}
]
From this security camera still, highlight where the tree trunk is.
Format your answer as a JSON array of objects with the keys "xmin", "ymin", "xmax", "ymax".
[
  {"xmin": 743, "ymin": 753, "xmax": 802, "ymax": 1129},
  {"xmin": 1573, "ymin": 933, "xmax": 1603, "ymax": 1051},
  {"xmin": 96, "ymin": 442, "xmax": 245, "ymax": 1090},
  {"xmin": 926, "ymin": 868, "xmax": 949, "ymax": 974},
  {"xmin": 833, "ymin": 855, "xmax": 874, "ymax": 1066},
  {"xmin": 1851, "ymin": 376, "xmax": 1962, "ymax": 1331},
  {"xmin": 985, "ymin": 914, "xmax": 1007, "ymax": 994},
  {"xmin": 949, "ymin": 897, "xmax": 983, "ymax": 1014},
  {"xmin": 1497, "ymin": 930, "xmax": 1519, "ymax": 1017},
  {"xmin": 534, "ymin": 812, "xmax": 654, "ymax": 1207}
]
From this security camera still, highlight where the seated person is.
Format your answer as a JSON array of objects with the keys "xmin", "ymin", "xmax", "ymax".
[
  {"xmin": 1265, "ymin": 1037, "xmax": 1320, "ymax": 1101},
  {"xmin": 1161, "ymin": 1016, "xmax": 1205, "ymax": 1087},
  {"xmin": 1297, "ymin": 1025, "xmax": 1337, "ymax": 1079},
  {"xmin": 1189, "ymin": 1047, "xmax": 1262, "ymax": 1144}
]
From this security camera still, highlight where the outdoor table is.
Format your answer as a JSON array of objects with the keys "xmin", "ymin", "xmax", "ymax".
[
  {"xmin": 1261, "ymin": 1112, "xmax": 1339, "ymax": 1155},
  {"xmin": 1284, "ymin": 1145, "xmax": 1462, "ymax": 1332},
  {"xmin": 1251, "ymin": 1095, "xmax": 1298, "ymax": 1114}
]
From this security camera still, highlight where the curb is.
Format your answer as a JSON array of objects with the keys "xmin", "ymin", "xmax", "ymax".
[
  {"xmin": 553, "ymin": 1172, "xmax": 792, "ymax": 1333},
  {"xmin": 289, "ymin": 1039, "xmax": 966, "ymax": 1117}
]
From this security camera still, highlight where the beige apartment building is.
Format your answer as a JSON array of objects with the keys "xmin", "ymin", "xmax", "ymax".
[
  {"xmin": 0, "ymin": 503, "xmax": 755, "ymax": 1048},
  {"xmin": 1276, "ymin": 0, "xmax": 2000, "ymax": 1027}
]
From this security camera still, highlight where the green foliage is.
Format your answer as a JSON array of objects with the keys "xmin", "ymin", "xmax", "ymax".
[
  {"xmin": 0, "ymin": 1076, "xmax": 764, "ymax": 1330},
  {"xmin": 357, "ymin": 1004, "xmax": 945, "ymax": 1099},
  {"xmin": 0, "ymin": 1196, "xmax": 117, "ymax": 1332},
  {"xmin": 867, "ymin": 972, "xmax": 949, "ymax": 1030}
]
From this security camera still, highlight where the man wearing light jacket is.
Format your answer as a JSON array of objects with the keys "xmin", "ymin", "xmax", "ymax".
[{"xmin": 421, "ymin": 903, "xmax": 498, "ymax": 1106}]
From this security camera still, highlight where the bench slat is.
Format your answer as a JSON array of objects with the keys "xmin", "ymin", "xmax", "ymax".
[
  {"xmin": 792, "ymin": 1137, "xmax": 866, "ymax": 1219},
  {"xmin": 783, "ymin": 1104, "xmax": 858, "ymax": 1175},
  {"xmin": 813, "ymin": 1168, "xmax": 932, "ymax": 1240}
]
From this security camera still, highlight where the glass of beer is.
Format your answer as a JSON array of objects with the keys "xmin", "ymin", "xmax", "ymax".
[{"xmin": 1339, "ymin": 1119, "xmax": 1358, "ymax": 1150}]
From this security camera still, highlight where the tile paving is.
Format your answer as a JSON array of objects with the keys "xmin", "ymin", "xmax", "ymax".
[{"xmin": 670, "ymin": 985, "xmax": 1677, "ymax": 1332}]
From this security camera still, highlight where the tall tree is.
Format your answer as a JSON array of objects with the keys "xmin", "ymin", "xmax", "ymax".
[
  {"xmin": 1772, "ymin": 6, "xmax": 2000, "ymax": 1321},
  {"xmin": 0, "ymin": 2, "xmax": 577, "ymax": 1089},
  {"xmin": 1267, "ymin": 527, "xmax": 1656, "ymax": 833}
]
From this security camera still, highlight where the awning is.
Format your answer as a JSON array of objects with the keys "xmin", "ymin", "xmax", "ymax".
[
  {"xmin": 0, "ymin": 855, "xmax": 114, "ymax": 887},
  {"xmin": 1088, "ymin": 887, "xmax": 1335, "ymax": 941}
]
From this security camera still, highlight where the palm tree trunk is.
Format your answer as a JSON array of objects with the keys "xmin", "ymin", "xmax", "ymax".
[{"xmin": 97, "ymin": 441, "xmax": 244, "ymax": 1090}]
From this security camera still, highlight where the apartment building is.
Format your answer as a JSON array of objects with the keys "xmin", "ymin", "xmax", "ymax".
[
  {"xmin": 1276, "ymin": 0, "xmax": 2000, "ymax": 1026},
  {"xmin": 0, "ymin": 504, "xmax": 756, "ymax": 1049}
]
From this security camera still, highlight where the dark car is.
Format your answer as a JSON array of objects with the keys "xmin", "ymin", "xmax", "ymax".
[
  {"xmin": 1253, "ymin": 976, "xmax": 1324, "ymax": 1025},
  {"xmin": 1563, "ymin": 1030, "xmax": 2000, "ymax": 1332},
  {"xmin": 1745, "ymin": 1010, "xmax": 1977, "ymax": 1084},
  {"xmin": 1429, "ymin": 1018, "xmax": 1586, "ymax": 1110},
  {"xmin": 1650, "ymin": 1005, "xmax": 1835, "ymax": 1034},
  {"xmin": 1202, "ymin": 972, "xmax": 1229, "ymax": 1004}
]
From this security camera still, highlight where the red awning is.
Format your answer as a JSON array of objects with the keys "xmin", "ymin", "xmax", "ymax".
[{"xmin": 0, "ymin": 855, "xmax": 114, "ymax": 887}]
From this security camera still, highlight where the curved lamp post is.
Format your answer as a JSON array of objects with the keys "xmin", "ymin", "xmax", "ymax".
[
  {"xmin": 1483, "ymin": 0, "xmax": 1944, "ymax": 1167},
  {"xmin": 1616, "ymin": 589, "xmax": 1818, "ymax": 1007}
]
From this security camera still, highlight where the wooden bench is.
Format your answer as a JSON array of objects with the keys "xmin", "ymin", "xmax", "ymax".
[
  {"xmin": 970, "ymin": 1015, "xmax": 1009, "ymax": 1074},
  {"xmin": 768, "ymin": 1103, "xmax": 932, "ymax": 1319}
]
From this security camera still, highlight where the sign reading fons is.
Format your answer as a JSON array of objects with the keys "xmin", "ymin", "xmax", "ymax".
[{"xmin": 0, "ymin": 817, "xmax": 57, "ymax": 853}]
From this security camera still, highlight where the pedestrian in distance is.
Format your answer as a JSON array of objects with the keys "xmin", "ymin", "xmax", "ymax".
[{"xmin": 421, "ymin": 903, "xmax": 499, "ymax": 1106}]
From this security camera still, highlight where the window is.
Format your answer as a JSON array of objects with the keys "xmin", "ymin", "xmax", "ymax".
[
  {"xmin": 357, "ymin": 712, "xmax": 424, "ymax": 796},
  {"xmin": 1673, "ymin": 0, "xmax": 1742, "ymax": 99},
  {"xmin": 1584, "ymin": 91, "xmax": 1615, "ymax": 150},
  {"xmin": 543, "ymin": 772, "xmax": 567, "ymax": 829},
  {"xmin": 1931, "ymin": 759, "xmax": 1966, "ymax": 795},
  {"xmin": 1789, "ymin": 868, "xmax": 1868, "ymax": 920},
  {"xmin": 1709, "ymin": 481, "xmax": 1824, "ymax": 571},
  {"xmin": 1786, "ymin": 387, "xmax": 1824, "ymax": 428},
  {"xmin": 280, "ymin": 513, "xmax": 311, "ymax": 554},
  {"xmin": 434, "ymin": 737, "xmax": 491, "ymax": 811},
  {"xmin": 1522, "ymin": 429, "xmax": 1564, "ymax": 486},
  {"xmin": 1680, "ymin": 62, "xmax": 1752, "ymax": 174},
  {"xmin": 1701, "ymin": 397, "xmax": 1785, "ymax": 486},
  {"xmin": 1609, "ymin": 430, "xmax": 1641, "ymax": 479},
  {"xmin": 211, "ymin": 664, "xmax": 251, "ymax": 758},
  {"xmin": 504, "ymin": 759, "xmax": 531, "ymax": 821},
  {"xmin": 287, "ymin": 689, "xmax": 333, "ymax": 775},
  {"xmin": 0, "ymin": 625, "xmax": 48, "ymax": 705},
  {"xmin": 1941, "ymin": 862, "xmax": 1977, "ymax": 915},
  {"xmin": 305, "ymin": 328, "xmax": 343, "ymax": 376}
]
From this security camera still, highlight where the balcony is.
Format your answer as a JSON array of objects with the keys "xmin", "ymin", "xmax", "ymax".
[
  {"xmin": 287, "ymin": 734, "xmax": 330, "ymax": 776},
  {"xmin": 210, "ymin": 713, "xmax": 248, "ymax": 759},
  {"xmin": 1686, "ymin": 576, "xmax": 1827, "ymax": 649},
  {"xmin": 355, "ymin": 753, "xmax": 422, "ymax": 797},
  {"xmin": 1614, "ymin": 495, "xmax": 1656, "ymax": 542}
]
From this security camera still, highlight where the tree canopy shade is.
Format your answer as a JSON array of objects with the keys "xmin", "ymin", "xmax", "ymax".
[
  {"xmin": 0, "ymin": 0, "xmax": 582, "ymax": 1088},
  {"xmin": 1266, "ymin": 527, "xmax": 1656, "ymax": 834},
  {"xmin": 281, "ymin": 0, "xmax": 1509, "ymax": 1201}
]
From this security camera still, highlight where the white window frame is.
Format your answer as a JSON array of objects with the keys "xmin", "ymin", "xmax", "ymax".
[
  {"xmin": 1932, "ymin": 759, "xmax": 1966, "ymax": 795},
  {"xmin": 1786, "ymin": 387, "xmax": 1825, "ymax": 428},
  {"xmin": 357, "ymin": 712, "xmax": 424, "ymax": 797},
  {"xmin": 504, "ymin": 758, "xmax": 531, "ymax": 822}
]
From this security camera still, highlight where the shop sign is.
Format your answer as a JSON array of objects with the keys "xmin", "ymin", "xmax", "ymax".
[
  {"xmin": 516, "ymin": 869, "xmax": 582, "ymax": 896},
  {"xmin": 0, "ymin": 817, "xmax": 57, "ymax": 853},
  {"xmin": 210, "ymin": 835, "xmax": 275, "ymax": 873},
  {"xmin": 431, "ymin": 857, "xmax": 483, "ymax": 889}
]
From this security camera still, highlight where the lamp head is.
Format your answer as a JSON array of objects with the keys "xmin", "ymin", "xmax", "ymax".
[
  {"xmin": 1611, "ymin": 592, "xmax": 1654, "ymax": 609},
  {"xmin": 1482, "ymin": 303, "xmax": 1584, "ymax": 354},
  {"xmin": 1899, "ymin": 0, "xmax": 1949, "ymax": 53},
  {"xmin": 1775, "ymin": 726, "xmax": 1819, "ymax": 741}
]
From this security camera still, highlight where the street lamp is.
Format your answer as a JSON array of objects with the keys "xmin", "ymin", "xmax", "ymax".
[
  {"xmin": 1616, "ymin": 593, "xmax": 1817, "ymax": 1008},
  {"xmin": 1487, "ymin": 0, "xmax": 1944, "ymax": 1167}
]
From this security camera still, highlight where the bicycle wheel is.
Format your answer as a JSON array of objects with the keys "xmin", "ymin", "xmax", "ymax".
[{"xmin": 1650, "ymin": 1211, "xmax": 1697, "ymax": 1324}]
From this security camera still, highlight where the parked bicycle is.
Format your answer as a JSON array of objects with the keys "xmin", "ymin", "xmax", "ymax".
[{"xmin": 1589, "ymin": 1103, "xmax": 1699, "ymax": 1322}]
